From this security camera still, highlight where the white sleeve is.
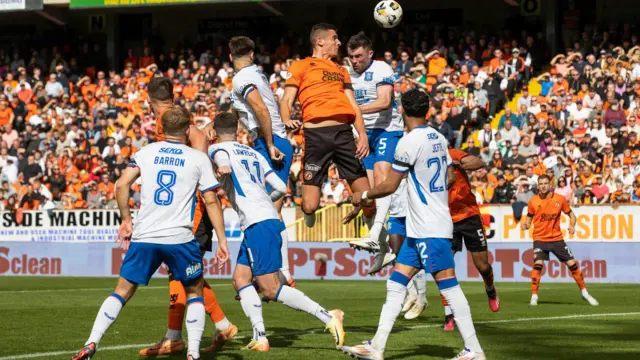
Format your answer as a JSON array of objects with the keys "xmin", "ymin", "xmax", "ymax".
[
  {"xmin": 391, "ymin": 136, "xmax": 414, "ymax": 173},
  {"xmin": 209, "ymin": 145, "xmax": 231, "ymax": 167},
  {"xmin": 128, "ymin": 149, "xmax": 141, "ymax": 168},
  {"xmin": 375, "ymin": 62, "xmax": 395, "ymax": 87},
  {"xmin": 445, "ymin": 142, "xmax": 453, "ymax": 166},
  {"xmin": 198, "ymin": 153, "xmax": 220, "ymax": 193},
  {"xmin": 266, "ymin": 172, "xmax": 287, "ymax": 202},
  {"xmin": 232, "ymin": 73, "xmax": 258, "ymax": 101}
]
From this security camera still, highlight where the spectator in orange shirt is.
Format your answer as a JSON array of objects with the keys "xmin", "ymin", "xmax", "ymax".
[
  {"xmin": 0, "ymin": 101, "xmax": 14, "ymax": 127},
  {"xmin": 139, "ymin": 47, "xmax": 155, "ymax": 69}
]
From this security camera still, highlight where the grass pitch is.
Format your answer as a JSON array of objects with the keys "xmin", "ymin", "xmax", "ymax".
[{"xmin": 0, "ymin": 277, "xmax": 639, "ymax": 360}]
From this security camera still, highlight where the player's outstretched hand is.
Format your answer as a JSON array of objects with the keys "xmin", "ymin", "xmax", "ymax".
[
  {"xmin": 284, "ymin": 119, "xmax": 302, "ymax": 130},
  {"xmin": 342, "ymin": 205, "xmax": 361, "ymax": 224},
  {"xmin": 355, "ymin": 136, "xmax": 370, "ymax": 159},
  {"xmin": 269, "ymin": 145, "xmax": 284, "ymax": 162},
  {"xmin": 213, "ymin": 244, "xmax": 229, "ymax": 269},
  {"xmin": 568, "ymin": 224, "xmax": 576, "ymax": 235},
  {"xmin": 116, "ymin": 220, "xmax": 133, "ymax": 251},
  {"xmin": 216, "ymin": 165, "xmax": 232, "ymax": 178},
  {"xmin": 520, "ymin": 222, "xmax": 529, "ymax": 231}
]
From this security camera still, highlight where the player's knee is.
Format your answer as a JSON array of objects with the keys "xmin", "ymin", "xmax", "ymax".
[
  {"xmin": 114, "ymin": 280, "xmax": 137, "ymax": 301},
  {"xmin": 474, "ymin": 261, "xmax": 491, "ymax": 275},
  {"xmin": 260, "ymin": 284, "xmax": 279, "ymax": 300},
  {"xmin": 566, "ymin": 260, "xmax": 578, "ymax": 270},
  {"xmin": 533, "ymin": 263, "xmax": 544, "ymax": 271},
  {"xmin": 302, "ymin": 202, "xmax": 318, "ymax": 215}
]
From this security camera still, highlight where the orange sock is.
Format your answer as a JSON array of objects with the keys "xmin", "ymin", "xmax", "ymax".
[
  {"xmin": 568, "ymin": 263, "xmax": 586, "ymax": 290},
  {"xmin": 440, "ymin": 293, "xmax": 449, "ymax": 307},
  {"xmin": 168, "ymin": 279, "xmax": 186, "ymax": 331},
  {"xmin": 531, "ymin": 264, "xmax": 543, "ymax": 295},
  {"xmin": 203, "ymin": 281, "xmax": 226, "ymax": 323}
]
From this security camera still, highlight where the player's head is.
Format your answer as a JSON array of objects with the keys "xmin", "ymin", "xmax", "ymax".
[
  {"xmin": 213, "ymin": 112, "xmax": 238, "ymax": 139},
  {"xmin": 229, "ymin": 36, "xmax": 255, "ymax": 64},
  {"xmin": 310, "ymin": 23, "xmax": 340, "ymax": 58},
  {"xmin": 400, "ymin": 89, "xmax": 429, "ymax": 130},
  {"xmin": 148, "ymin": 77, "xmax": 173, "ymax": 108},
  {"xmin": 537, "ymin": 174, "xmax": 551, "ymax": 195},
  {"xmin": 347, "ymin": 32, "xmax": 373, "ymax": 73},
  {"xmin": 161, "ymin": 107, "xmax": 190, "ymax": 140}
]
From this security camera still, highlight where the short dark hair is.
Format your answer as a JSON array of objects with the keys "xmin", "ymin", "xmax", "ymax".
[
  {"xmin": 310, "ymin": 23, "xmax": 337, "ymax": 46},
  {"xmin": 347, "ymin": 32, "xmax": 372, "ymax": 51},
  {"xmin": 213, "ymin": 112, "xmax": 238, "ymax": 136},
  {"xmin": 401, "ymin": 89, "xmax": 429, "ymax": 118},
  {"xmin": 161, "ymin": 107, "xmax": 190, "ymax": 136},
  {"xmin": 538, "ymin": 174, "xmax": 551, "ymax": 183},
  {"xmin": 229, "ymin": 36, "xmax": 255, "ymax": 58},
  {"xmin": 148, "ymin": 77, "xmax": 173, "ymax": 102}
]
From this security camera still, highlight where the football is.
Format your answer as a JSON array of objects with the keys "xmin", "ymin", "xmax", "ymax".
[{"xmin": 373, "ymin": 1, "xmax": 403, "ymax": 29}]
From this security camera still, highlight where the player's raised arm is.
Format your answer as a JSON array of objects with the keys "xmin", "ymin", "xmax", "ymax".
[
  {"xmin": 458, "ymin": 154, "xmax": 486, "ymax": 171},
  {"xmin": 188, "ymin": 125, "xmax": 208, "ymax": 154},
  {"xmin": 245, "ymin": 90, "xmax": 282, "ymax": 161},
  {"xmin": 280, "ymin": 86, "xmax": 301, "ymax": 129},
  {"xmin": 360, "ymin": 83, "xmax": 394, "ymax": 114},
  {"xmin": 266, "ymin": 171, "xmax": 287, "ymax": 202},
  {"xmin": 115, "ymin": 164, "xmax": 141, "ymax": 249},
  {"xmin": 344, "ymin": 87, "xmax": 370, "ymax": 159}
]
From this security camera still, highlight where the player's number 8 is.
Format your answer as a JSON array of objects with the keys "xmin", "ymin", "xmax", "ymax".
[{"xmin": 154, "ymin": 170, "xmax": 177, "ymax": 206}]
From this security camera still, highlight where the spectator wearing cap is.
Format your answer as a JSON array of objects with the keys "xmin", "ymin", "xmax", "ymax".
[{"xmin": 458, "ymin": 50, "xmax": 477, "ymax": 70}]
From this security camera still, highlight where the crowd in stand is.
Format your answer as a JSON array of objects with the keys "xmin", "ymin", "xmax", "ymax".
[{"xmin": 0, "ymin": 24, "xmax": 639, "ymax": 213}]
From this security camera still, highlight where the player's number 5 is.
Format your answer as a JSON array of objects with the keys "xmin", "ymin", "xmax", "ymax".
[{"xmin": 154, "ymin": 170, "xmax": 177, "ymax": 206}]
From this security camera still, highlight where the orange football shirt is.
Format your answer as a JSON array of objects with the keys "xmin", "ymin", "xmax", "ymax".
[
  {"xmin": 285, "ymin": 57, "xmax": 355, "ymax": 123},
  {"xmin": 448, "ymin": 149, "xmax": 481, "ymax": 223},
  {"xmin": 527, "ymin": 193, "xmax": 572, "ymax": 242}
]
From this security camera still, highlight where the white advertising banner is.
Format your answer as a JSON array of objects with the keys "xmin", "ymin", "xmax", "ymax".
[
  {"xmin": 0, "ymin": 0, "xmax": 25, "ymax": 10},
  {"xmin": 479, "ymin": 205, "xmax": 638, "ymax": 242},
  {"xmin": 0, "ymin": 208, "xmax": 296, "ymax": 242},
  {"xmin": 1, "ymin": 241, "xmax": 638, "ymax": 283}
]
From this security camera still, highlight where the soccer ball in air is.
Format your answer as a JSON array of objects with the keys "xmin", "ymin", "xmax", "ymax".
[{"xmin": 374, "ymin": 1, "xmax": 403, "ymax": 29}]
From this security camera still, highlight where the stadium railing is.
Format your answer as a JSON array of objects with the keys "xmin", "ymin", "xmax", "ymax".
[{"xmin": 287, "ymin": 204, "xmax": 368, "ymax": 242}]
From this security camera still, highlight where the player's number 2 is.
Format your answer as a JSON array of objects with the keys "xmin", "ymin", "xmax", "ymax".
[
  {"xmin": 154, "ymin": 170, "xmax": 177, "ymax": 206},
  {"xmin": 241, "ymin": 159, "xmax": 261, "ymax": 183},
  {"xmin": 427, "ymin": 156, "xmax": 448, "ymax": 193}
]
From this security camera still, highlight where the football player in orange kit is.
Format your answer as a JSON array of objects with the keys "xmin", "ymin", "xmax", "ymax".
[
  {"xmin": 137, "ymin": 77, "xmax": 237, "ymax": 356},
  {"xmin": 522, "ymin": 175, "xmax": 599, "ymax": 307}
]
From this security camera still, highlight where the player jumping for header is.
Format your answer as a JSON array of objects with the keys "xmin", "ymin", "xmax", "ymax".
[
  {"xmin": 344, "ymin": 32, "xmax": 404, "ymax": 273},
  {"xmin": 280, "ymin": 23, "xmax": 374, "ymax": 230}
]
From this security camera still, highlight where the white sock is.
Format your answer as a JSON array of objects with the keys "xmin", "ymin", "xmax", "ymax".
[
  {"xmin": 276, "ymin": 285, "xmax": 332, "ymax": 324},
  {"xmin": 406, "ymin": 280, "xmax": 417, "ymax": 296},
  {"xmin": 279, "ymin": 224, "xmax": 292, "ymax": 283},
  {"xmin": 581, "ymin": 288, "xmax": 589, "ymax": 297},
  {"xmin": 531, "ymin": 294, "xmax": 539, "ymax": 300},
  {"xmin": 373, "ymin": 195, "xmax": 391, "ymax": 226},
  {"xmin": 164, "ymin": 329, "xmax": 182, "ymax": 341},
  {"xmin": 185, "ymin": 298, "xmax": 205, "ymax": 358},
  {"xmin": 413, "ymin": 270, "xmax": 427, "ymax": 305},
  {"xmin": 368, "ymin": 221, "xmax": 383, "ymax": 238},
  {"xmin": 86, "ymin": 293, "xmax": 125, "ymax": 347},
  {"xmin": 215, "ymin": 317, "xmax": 231, "ymax": 332},
  {"xmin": 444, "ymin": 305, "xmax": 453, "ymax": 316},
  {"xmin": 239, "ymin": 285, "xmax": 267, "ymax": 341},
  {"xmin": 441, "ymin": 285, "xmax": 483, "ymax": 354},
  {"xmin": 371, "ymin": 279, "xmax": 406, "ymax": 352}
]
